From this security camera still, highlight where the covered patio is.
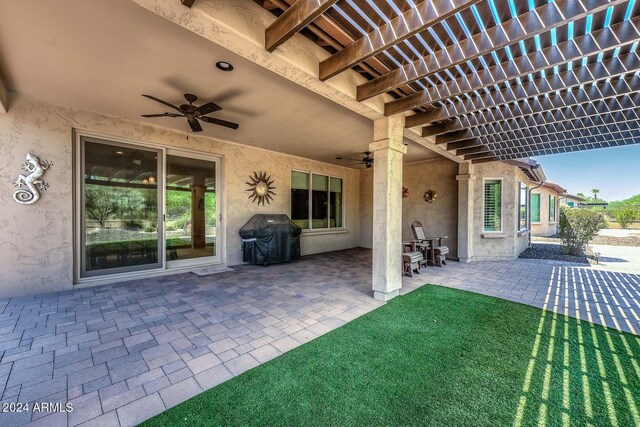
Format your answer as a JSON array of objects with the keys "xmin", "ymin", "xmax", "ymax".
[
  {"xmin": 1, "ymin": 249, "xmax": 638, "ymax": 426},
  {"xmin": 1, "ymin": 0, "xmax": 640, "ymax": 425}
]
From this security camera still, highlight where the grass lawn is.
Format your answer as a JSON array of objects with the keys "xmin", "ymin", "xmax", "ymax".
[{"xmin": 144, "ymin": 285, "xmax": 640, "ymax": 426}]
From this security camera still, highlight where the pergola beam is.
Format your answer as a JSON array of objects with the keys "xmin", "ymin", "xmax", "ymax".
[
  {"xmin": 265, "ymin": 0, "xmax": 339, "ymax": 52},
  {"xmin": 357, "ymin": 0, "xmax": 625, "ymax": 101},
  {"xmin": 422, "ymin": 121, "xmax": 460, "ymax": 137},
  {"xmin": 472, "ymin": 157, "xmax": 499, "ymax": 164},
  {"xmin": 457, "ymin": 145, "xmax": 489, "ymax": 156},
  {"xmin": 464, "ymin": 151, "xmax": 495, "ymax": 161},
  {"xmin": 385, "ymin": 18, "xmax": 640, "ymax": 116},
  {"xmin": 447, "ymin": 138, "xmax": 483, "ymax": 151},
  {"xmin": 318, "ymin": 0, "xmax": 481, "ymax": 81}
]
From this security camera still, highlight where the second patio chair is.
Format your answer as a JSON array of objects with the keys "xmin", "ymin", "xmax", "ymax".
[{"xmin": 411, "ymin": 221, "xmax": 449, "ymax": 266}]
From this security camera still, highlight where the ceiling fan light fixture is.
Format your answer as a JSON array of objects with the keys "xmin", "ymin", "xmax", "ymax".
[{"xmin": 216, "ymin": 61, "xmax": 234, "ymax": 72}]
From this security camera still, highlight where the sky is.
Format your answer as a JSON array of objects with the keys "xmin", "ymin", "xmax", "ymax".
[{"xmin": 532, "ymin": 144, "xmax": 640, "ymax": 202}]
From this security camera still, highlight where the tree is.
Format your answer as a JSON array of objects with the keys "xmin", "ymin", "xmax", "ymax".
[
  {"xmin": 85, "ymin": 184, "xmax": 119, "ymax": 227},
  {"xmin": 591, "ymin": 188, "xmax": 600, "ymax": 202},
  {"xmin": 577, "ymin": 192, "xmax": 586, "ymax": 200},
  {"xmin": 614, "ymin": 207, "xmax": 637, "ymax": 229}
]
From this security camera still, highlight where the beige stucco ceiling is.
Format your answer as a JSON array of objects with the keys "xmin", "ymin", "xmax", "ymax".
[{"xmin": 0, "ymin": 0, "xmax": 440, "ymax": 167}]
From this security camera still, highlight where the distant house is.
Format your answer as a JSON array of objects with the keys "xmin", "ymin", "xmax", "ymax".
[
  {"xmin": 562, "ymin": 193, "xmax": 585, "ymax": 207},
  {"xmin": 531, "ymin": 182, "xmax": 566, "ymax": 237},
  {"xmin": 581, "ymin": 202, "xmax": 610, "ymax": 211}
]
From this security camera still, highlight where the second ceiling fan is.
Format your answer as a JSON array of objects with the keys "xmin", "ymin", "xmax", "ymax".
[
  {"xmin": 141, "ymin": 93, "xmax": 239, "ymax": 132},
  {"xmin": 344, "ymin": 151, "xmax": 374, "ymax": 168}
]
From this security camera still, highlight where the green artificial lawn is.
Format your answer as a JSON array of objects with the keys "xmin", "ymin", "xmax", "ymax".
[{"xmin": 144, "ymin": 285, "xmax": 640, "ymax": 427}]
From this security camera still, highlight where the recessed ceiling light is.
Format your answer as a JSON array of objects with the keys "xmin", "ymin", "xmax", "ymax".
[
  {"xmin": 216, "ymin": 61, "xmax": 234, "ymax": 72},
  {"xmin": 116, "ymin": 151, "xmax": 124, "ymax": 155}
]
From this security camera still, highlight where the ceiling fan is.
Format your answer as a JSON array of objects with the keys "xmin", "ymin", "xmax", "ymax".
[
  {"xmin": 343, "ymin": 151, "xmax": 374, "ymax": 168},
  {"xmin": 141, "ymin": 93, "xmax": 239, "ymax": 132}
]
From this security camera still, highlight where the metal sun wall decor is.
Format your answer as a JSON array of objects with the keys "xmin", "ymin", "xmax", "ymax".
[
  {"xmin": 245, "ymin": 171, "xmax": 276, "ymax": 206},
  {"xmin": 402, "ymin": 187, "xmax": 409, "ymax": 198},
  {"xmin": 423, "ymin": 189, "xmax": 437, "ymax": 203},
  {"xmin": 13, "ymin": 153, "xmax": 53, "ymax": 205}
]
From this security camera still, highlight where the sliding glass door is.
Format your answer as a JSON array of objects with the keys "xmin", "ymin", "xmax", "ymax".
[
  {"xmin": 81, "ymin": 137, "xmax": 163, "ymax": 277},
  {"xmin": 78, "ymin": 137, "xmax": 221, "ymax": 280},
  {"xmin": 165, "ymin": 152, "xmax": 219, "ymax": 267}
]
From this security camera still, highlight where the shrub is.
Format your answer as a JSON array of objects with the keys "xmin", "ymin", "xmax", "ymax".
[
  {"xmin": 614, "ymin": 207, "xmax": 638, "ymax": 229},
  {"xmin": 123, "ymin": 220, "xmax": 143, "ymax": 231},
  {"xmin": 559, "ymin": 206, "xmax": 606, "ymax": 255}
]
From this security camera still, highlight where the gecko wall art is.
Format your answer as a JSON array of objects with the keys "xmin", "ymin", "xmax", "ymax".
[{"xmin": 13, "ymin": 153, "xmax": 53, "ymax": 205}]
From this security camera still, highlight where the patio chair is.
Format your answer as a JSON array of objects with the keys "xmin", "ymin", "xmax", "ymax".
[
  {"xmin": 402, "ymin": 251, "xmax": 423, "ymax": 277},
  {"xmin": 411, "ymin": 221, "xmax": 449, "ymax": 266}
]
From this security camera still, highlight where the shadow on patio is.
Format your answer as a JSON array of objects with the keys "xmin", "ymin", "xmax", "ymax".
[{"xmin": 513, "ymin": 267, "xmax": 640, "ymax": 426}]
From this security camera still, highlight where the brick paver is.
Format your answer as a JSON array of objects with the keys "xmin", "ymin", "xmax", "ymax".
[
  {"xmin": 403, "ymin": 257, "xmax": 640, "ymax": 334},
  {"xmin": 0, "ymin": 249, "xmax": 380, "ymax": 426},
  {"xmin": 0, "ymin": 249, "xmax": 637, "ymax": 426}
]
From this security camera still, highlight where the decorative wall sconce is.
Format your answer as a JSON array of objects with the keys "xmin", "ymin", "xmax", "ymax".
[
  {"xmin": 246, "ymin": 171, "xmax": 276, "ymax": 206},
  {"xmin": 13, "ymin": 153, "xmax": 53, "ymax": 205},
  {"xmin": 402, "ymin": 187, "xmax": 409, "ymax": 198},
  {"xmin": 423, "ymin": 189, "xmax": 438, "ymax": 203}
]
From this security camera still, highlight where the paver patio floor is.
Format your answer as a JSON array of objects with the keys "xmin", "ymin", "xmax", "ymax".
[{"xmin": 0, "ymin": 248, "xmax": 638, "ymax": 426}]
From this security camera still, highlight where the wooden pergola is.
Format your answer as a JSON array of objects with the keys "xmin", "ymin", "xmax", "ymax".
[{"xmin": 245, "ymin": 0, "xmax": 640, "ymax": 162}]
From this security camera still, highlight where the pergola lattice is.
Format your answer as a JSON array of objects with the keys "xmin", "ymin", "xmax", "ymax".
[{"xmin": 249, "ymin": 0, "xmax": 640, "ymax": 162}]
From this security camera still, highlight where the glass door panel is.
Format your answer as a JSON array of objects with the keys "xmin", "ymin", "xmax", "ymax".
[
  {"xmin": 166, "ymin": 154, "xmax": 217, "ymax": 265},
  {"xmin": 81, "ymin": 138, "xmax": 162, "ymax": 277}
]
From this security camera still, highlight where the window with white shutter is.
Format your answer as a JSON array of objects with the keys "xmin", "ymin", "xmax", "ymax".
[{"xmin": 484, "ymin": 179, "xmax": 502, "ymax": 232}]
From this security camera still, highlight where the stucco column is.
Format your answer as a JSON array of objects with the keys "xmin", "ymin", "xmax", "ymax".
[
  {"xmin": 369, "ymin": 116, "xmax": 407, "ymax": 301},
  {"xmin": 456, "ymin": 162, "xmax": 475, "ymax": 263}
]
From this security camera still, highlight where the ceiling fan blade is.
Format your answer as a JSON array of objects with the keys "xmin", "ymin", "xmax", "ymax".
[
  {"xmin": 195, "ymin": 102, "xmax": 222, "ymax": 116},
  {"xmin": 142, "ymin": 94, "xmax": 184, "ymax": 113},
  {"xmin": 187, "ymin": 116, "xmax": 203, "ymax": 132},
  {"xmin": 199, "ymin": 116, "xmax": 239, "ymax": 130},
  {"xmin": 141, "ymin": 113, "xmax": 182, "ymax": 118}
]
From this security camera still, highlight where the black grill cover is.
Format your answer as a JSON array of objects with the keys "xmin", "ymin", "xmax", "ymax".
[{"xmin": 239, "ymin": 214, "xmax": 301, "ymax": 265}]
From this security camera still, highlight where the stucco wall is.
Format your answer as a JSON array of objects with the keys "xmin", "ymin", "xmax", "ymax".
[
  {"xmin": 359, "ymin": 157, "xmax": 458, "ymax": 259},
  {"xmin": 531, "ymin": 186, "xmax": 560, "ymax": 237},
  {"xmin": 0, "ymin": 95, "xmax": 360, "ymax": 297},
  {"xmin": 471, "ymin": 162, "xmax": 531, "ymax": 261}
]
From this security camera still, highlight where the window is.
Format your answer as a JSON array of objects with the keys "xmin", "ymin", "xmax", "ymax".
[
  {"xmin": 549, "ymin": 195, "xmax": 557, "ymax": 222},
  {"xmin": 531, "ymin": 193, "xmax": 541, "ymax": 222},
  {"xmin": 80, "ymin": 138, "xmax": 163, "ymax": 277},
  {"xmin": 519, "ymin": 182, "xmax": 528, "ymax": 231},
  {"xmin": 291, "ymin": 171, "xmax": 343, "ymax": 230},
  {"xmin": 483, "ymin": 179, "xmax": 502, "ymax": 232}
]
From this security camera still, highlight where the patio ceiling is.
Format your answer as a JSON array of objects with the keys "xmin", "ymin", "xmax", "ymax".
[
  {"xmin": 0, "ymin": 0, "xmax": 443, "ymax": 167},
  {"xmin": 253, "ymin": 0, "xmax": 640, "ymax": 162}
]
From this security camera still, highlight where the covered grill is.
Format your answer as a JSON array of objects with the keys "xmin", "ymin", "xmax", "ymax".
[{"xmin": 239, "ymin": 214, "xmax": 301, "ymax": 266}]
